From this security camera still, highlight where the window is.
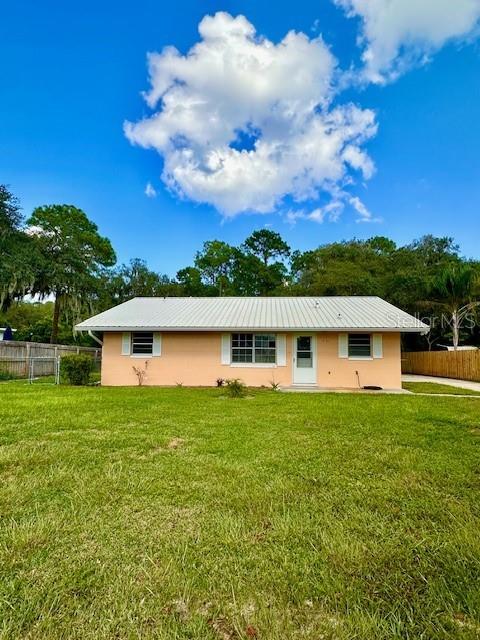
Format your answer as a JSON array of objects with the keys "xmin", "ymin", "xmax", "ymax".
[
  {"xmin": 254, "ymin": 334, "xmax": 276, "ymax": 363},
  {"xmin": 231, "ymin": 333, "xmax": 253, "ymax": 362},
  {"xmin": 231, "ymin": 333, "xmax": 276, "ymax": 364},
  {"xmin": 131, "ymin": 332, "xmax": 154, "ymax": 355},
  {"xmin": 296, "ymin": 336, "xmax": 312, "ymax": 368},
  {"xmin": 348, "ymin": 334, "xmax": 372, "ymax": 358}
]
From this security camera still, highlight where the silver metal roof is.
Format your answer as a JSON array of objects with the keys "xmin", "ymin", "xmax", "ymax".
[{"xmin": 75, "ymin": 297, "xmax": 428, "ymax": 333}]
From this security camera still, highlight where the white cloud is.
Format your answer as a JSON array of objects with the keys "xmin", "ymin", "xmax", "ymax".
[
  {"xmin": 307, "ymin": 208, "xmax": 326, "ymax": 223},
  {"xmin": 285, "ymin": 192, "xmax": 377, "ymax": 225},
  {"xmin": 322, "ymin": 200, "xmax": 345, "ymax": 222},
  {"xmin": 335, "ymin": 0, "xmax": 480, "ymax": 83},
  {"xmin": 348, "ymin": 195, "xmax": 379, "ymax": 223},
  {"xmin": 145, "ymin": 182, "xmax": 157, "ymax": 198},
  {"xmin": 305, "ymin": 201, "xmax": 345, "ymax": 223},
  {"xmin": 125, "ymin": 12, "xmax": 377, "ymax": 219}
]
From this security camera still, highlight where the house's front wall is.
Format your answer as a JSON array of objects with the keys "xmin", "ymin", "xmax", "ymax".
[
  {"xmin": 317, "ymin": 332, "xmax": 401, "ymax": 389},
  {"xmin": 101, "ymin": 331, "xmax": 402, "ymax": 389}
]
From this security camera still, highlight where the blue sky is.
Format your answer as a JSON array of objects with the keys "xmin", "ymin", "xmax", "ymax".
[{"xmin": 1, "ymin": 0, "xmax": 479, "ymax": 275}]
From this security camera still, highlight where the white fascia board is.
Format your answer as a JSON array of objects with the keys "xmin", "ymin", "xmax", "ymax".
[{"xmin": 75, "ymin": 325, "xmax": 428, "ymax": 333}]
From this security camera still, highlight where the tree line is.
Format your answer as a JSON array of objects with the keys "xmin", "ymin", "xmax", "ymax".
[{"xmin": 1, "ymin": 184, "xmax": 479, "ymax": 349}]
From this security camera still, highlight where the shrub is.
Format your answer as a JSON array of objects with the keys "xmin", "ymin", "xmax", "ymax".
[
  {"xmin": 61, "ymin": 354, "xmax": 95, "ymax": 386},
  {"xmin": 216, "ymin": 378, "xmax": 225, "ymax": 387},
  {"xmin": 224, "ymin": 378, "xmax": 247, "ymax": 398},
  {"xmin": 0, "ymin": 368, "xmax": 15, "ymax": 381},
  {"xmin": 132, "ymin": 360, "xmax": 149, "ymax": 386}
]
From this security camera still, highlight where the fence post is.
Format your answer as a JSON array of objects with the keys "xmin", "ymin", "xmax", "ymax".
[{"xmin": 26, "ymin": 343, "xmax": 31, "ymax": 379}]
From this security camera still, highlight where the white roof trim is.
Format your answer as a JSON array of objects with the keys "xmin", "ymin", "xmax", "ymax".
[{"xmin": 77, "ymin": 326, "xmax": 426, "ymax": 333}]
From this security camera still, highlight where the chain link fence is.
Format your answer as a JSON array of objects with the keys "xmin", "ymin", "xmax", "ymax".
[
  {"xmin": 0, "ymin": 342, "xmax": 101, "ymax": 385},
  {"xmin": 0, "ymin": 356, "xmax": 102, "ymax": 385}
]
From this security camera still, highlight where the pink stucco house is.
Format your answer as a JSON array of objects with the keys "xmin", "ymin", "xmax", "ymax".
[{"xmin": 75, "ymin": 296, "xmax": 427, "ymax": 389}]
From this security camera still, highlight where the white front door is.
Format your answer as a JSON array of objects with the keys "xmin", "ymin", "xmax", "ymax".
[{"xmin": 293, "ymin": 335, "xmax": 317, "ymax": 384}]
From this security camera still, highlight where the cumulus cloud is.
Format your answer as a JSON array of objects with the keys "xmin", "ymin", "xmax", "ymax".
[
  {"xmin": 125, "ymin": 12, "xmax": 377, "ymax": 219},
  {"xmin": 335, "ymin": 0, "xmax": 480, "ymax": 83},
  {"xmin": 145, "ymin": 182, "xmax": 157, "ymax": 198}
]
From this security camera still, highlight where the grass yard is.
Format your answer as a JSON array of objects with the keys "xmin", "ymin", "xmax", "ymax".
[
  {"xmin": 403, "ymin": 381, "xmax": 480, "ymax": 396},
  {"xmin": 0, "ymin": 385, "xmax": 479, "ymax": 639}
]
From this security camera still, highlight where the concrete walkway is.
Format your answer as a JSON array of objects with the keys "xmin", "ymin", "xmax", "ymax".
[
  {"xmin": 402, "ymin": 374, "xmax": 480, "ymax": 393},
  {"xmin": 281, "ymin": 386, "xmax": 409, "ymax": 394},
  {"xmin": 280, "ymin": 375, "xmax": 480, "ymax": 396}
]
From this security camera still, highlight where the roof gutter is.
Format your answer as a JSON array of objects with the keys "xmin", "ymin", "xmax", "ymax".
[
  {"xmin": 76, "ymin": 326, "xmax": 429, "ymax": 334},
  {"xmin": 87, "ymin": 330, "xmax": 103, "ymax": 346}
]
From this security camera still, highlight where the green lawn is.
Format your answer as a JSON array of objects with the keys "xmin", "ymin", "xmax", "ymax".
[
  {"xmin": 403, "ymin": 381, "xmax": 480, "ymax": 396},
  {"xmin": 0, "ymin": 385, "xmax": 479, "ymax": 639}
]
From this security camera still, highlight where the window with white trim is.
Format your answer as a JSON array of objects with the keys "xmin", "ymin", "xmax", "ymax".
[
  {"xmin": 348, "ymin": 334, "xmax": 372, "ymax": 358},
  {"xmin": 131, "ymin": 332, "xmax": 154, "ymax": 355},
  {"xmin": 231, "ymin": 333, "xmax": 276, "ymax": 364}
]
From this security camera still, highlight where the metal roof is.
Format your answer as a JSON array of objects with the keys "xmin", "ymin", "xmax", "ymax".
[{"xmin": 75, "ymin": 297, "xmax": 428, "ymax": 333}]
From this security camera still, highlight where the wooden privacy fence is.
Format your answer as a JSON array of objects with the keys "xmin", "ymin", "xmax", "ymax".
[
  {"xmin": 402, "ymin": 350, "xmax": 480, "ymax": 382},
  {"xmin": 0, "ymin": 341, "xmax": 101, "ymax": 378}
]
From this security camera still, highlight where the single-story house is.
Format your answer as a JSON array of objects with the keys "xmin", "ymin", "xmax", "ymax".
[{"xmin": 75, "ymin": 296, "xmax": 428, "ymax": 389}]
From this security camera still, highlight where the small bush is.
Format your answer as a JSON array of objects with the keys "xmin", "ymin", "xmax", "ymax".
[
  {"xmin": 61, "ymin": 354, "xmax": 95, "ymax": 386},
  {"xmin": 0, "ymin": 368, "xmax": 15, "ymax": 381},
  {"xmin": 216, "ymin": 378, "xmax": 225, "ymax": 387},
  {"xmin": 132, "ymin": 361, "xmax": 149, "ymax": 386},
  {"xmin": 224, "ymin": 378, "xmax": 247, "ymax": 398}
]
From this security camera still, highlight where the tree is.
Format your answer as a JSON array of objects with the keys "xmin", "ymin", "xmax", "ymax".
[
  {"xmin": 0, "ymin": 184, "xmax": 22, "ymax": 235},
  {"xmin": 117, "ymin": 259, "xmax": 162, "ymax": 298},
  {"xmin": 176, "ymin": 267, "xmax": 206, "ymax": 296},
  {"xmin": 237, "ymin": 230, "xmax": 290, "ymax": 295},
  {"xmin": 0, "ymin": 185, "xmax": 40, "ymax": 311},
  {"xmin": 194, "ymin": 240, "xmax": 236, "ymax": 296},
  {"xmin": 0, "ymin": 301, "xmax": 53, "ymax": 342},
  {"xmin": 230, "ymin": 251, "xmax": 287, "ymax": 296},
  {"xmin": 429, "ymin": 265, "xmax": 480, "ymax": 350},
  {"xmin": 290, "ymin": 240, "xmax": 390, "ymax": 297},
  {"xmin": 103, "ymin": 259, "xmax": 179, "ymax": 305},
  {"xmin": 404, "ymin": 235, "xmax": 460, "ymax": 269},
  {"xmin": 27, "ymin": 205, "xmax": 116, "ymax": 343},
  {"xmin": 243, "ymin": 229, "xmax": 290, "ymax": 266},
  {"xmin": 365, "ymin": 236, "xmax": 397, "ymax": 255},
  {"xmin": 0, "ymin": 300, "xmax": 97, "ymax": 345}
]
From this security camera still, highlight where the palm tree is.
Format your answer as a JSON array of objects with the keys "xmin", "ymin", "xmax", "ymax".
[{"xmin": 430, "ymin": 265, "xmax": 480, "ymax": 350}]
